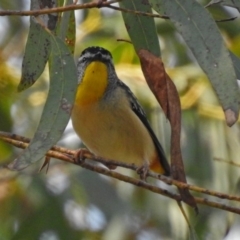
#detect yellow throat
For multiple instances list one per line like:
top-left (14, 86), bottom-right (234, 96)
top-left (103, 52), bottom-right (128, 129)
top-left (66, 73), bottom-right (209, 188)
top-left (75, 61), bottom-right (108, 106)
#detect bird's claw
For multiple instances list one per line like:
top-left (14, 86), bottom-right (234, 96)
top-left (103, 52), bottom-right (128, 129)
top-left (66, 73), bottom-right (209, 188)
top-left (105, 163), bottom-right (117, 170)
top-left (136, 163), bottom-right (149, 181)
top-left (74, 148), bottom-right (89, 164)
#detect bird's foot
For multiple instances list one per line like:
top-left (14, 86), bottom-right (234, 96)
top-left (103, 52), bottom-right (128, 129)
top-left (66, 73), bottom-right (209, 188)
top-left (74, 148), bottom-right (89, 164)
top-left (136, 163), bottom-right (149, 181)
top-left (104, 163), bottom-right (117, 170)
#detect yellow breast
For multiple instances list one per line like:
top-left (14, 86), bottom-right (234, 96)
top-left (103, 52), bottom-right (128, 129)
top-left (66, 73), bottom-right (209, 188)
top-left (75, 61), bottom-right (108, 106)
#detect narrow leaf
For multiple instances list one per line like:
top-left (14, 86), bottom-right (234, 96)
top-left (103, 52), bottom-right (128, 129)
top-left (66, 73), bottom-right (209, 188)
top-left (64, 9), bottom-right (76, 54)
top-left (8, 35), bottom-right (78, 170)
top-left (18, 18), bottom-right (51, 91)
top-left (120, 0), bottom-right (160, 57)
top-left (206, 0), bottom-right (240, 11)
top-left (230, 51), bottom-right (240, 79)
top-left (150, 0), bottom-right (240, 126)
top-left (57, 0), bottom-right (76, 53)
top-left (231, 0), bottom-right (240, 11)
top-left (18, 0), bottom-right (58, 92)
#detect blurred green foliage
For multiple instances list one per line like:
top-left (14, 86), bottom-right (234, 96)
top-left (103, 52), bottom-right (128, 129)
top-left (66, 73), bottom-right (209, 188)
top-left (0, 1), bottom-right (240, 240)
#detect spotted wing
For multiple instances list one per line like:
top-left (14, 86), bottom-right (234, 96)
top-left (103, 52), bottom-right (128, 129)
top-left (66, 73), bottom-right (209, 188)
top-left (117, 80), bottom-right (170, 176)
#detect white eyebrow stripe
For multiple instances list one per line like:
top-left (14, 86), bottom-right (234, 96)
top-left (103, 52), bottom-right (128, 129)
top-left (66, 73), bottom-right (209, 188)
top-left (78, 49), bottom-right (112, 63)
top-left (99, 53), bottom-right (111, 61)
top-left (78, 51), bottom-right (92, 62)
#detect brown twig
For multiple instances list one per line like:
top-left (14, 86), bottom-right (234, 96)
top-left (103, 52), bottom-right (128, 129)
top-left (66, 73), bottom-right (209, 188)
top-left (0, 133), bottom-right (180, 200)
top-left (215, 16), bottom-right (237, 22)
top-left (0, 0), bottom-right (119, 16)
top-left (157, 174), bottom-right (240, 202)
top-left (116, 39), bottom-right (132, 44)
top-left (0, 0), bottom-right (168, 19)
top-left (1, 131), bottom-right (240, 214)
top-left (214, 157), bottom-right (240, 167)
top-left (1, 131), bottom-right (240, 203)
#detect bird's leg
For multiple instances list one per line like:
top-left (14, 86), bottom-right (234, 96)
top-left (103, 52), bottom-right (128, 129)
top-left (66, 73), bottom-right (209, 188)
top-left (74, 149), bottom-right (117, 170)
top-left (136, 162), bottom-right (149, 181)
top-left (104, 163), bottom-right (117, 170)
top-left (74, 148), bottom-right (89, 164)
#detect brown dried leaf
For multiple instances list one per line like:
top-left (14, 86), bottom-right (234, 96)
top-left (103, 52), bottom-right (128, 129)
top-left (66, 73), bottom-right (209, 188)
top-left (138, 49), bottom-right (197, 210)
top-left (137, 50), bottom-right (169, 117)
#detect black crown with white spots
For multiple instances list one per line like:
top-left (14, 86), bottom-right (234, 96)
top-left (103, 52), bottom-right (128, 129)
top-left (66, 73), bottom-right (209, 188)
top-left (79, 46), bottom-right (113, 63)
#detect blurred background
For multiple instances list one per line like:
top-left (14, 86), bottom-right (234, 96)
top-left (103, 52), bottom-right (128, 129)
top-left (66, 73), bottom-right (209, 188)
top-left (1, 0), bottom-right (240, 239)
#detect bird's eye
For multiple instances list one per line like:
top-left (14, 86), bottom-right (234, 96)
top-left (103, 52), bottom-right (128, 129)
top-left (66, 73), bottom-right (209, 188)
top-left (82, 57), bottom-right (86, 62)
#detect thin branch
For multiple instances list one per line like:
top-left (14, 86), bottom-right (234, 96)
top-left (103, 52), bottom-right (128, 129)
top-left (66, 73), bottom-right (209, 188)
top-left (116, 39), bottom-right (132, 44)
top-left (214, 157), bottom-right (240, 167)
top-left (72, 159), bottom-right (240, 215)
top-left (1, 131), bottom-right (240, 215)
top-left (157, 174), bottom-right (240, 202)
top-left (0, 0), bottom-right (234, 24)
top-left (0, 0), bottom-right (168, 19)
top-left (0, 134), bottom-right (181, 201)
top-left (216, 16), bottom-right (237, 22)
top-left (1, 131), bottom-right (240, 203)
top-left (0, 0), bottom-right (120, 16)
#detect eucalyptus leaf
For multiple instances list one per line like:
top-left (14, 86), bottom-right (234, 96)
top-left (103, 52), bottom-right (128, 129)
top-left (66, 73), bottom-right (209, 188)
top-left (230, 51), bottom-right (240, 80)
top-left (56, 0), bottom-right (76, 53)
top-left (231, 0), bottom-right (240, 11)
top-left (120, 0), bottom-right (160, 57)
top-left (18, 0), bottom-right (58, 92)
top-left (206, 0), bottom-right (240, 11)
top-left (150, 0), bottom-right (239, 125)
top-left (8, 35), bottom-right (78, 170)
top-left (18, 18), bottom-right (51, 92)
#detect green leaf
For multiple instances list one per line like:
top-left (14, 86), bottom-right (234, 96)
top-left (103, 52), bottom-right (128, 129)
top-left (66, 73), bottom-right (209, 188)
top-left (57, 0), bottom-right (76, 54)
top-left (18, 0), bottom-right (59, 92)
top-left (8, 35), bottom-right (78, 170)
top-left (230, 51), bottom-right (240, 80)
top-left (120, 0), bottom-right (160, 57)
top-left (17, 18), bottom-right (51, 92)
top-left (64, 9), bottom-right (76, 54)
top-left (231, 0), bottom-right (240, 11)
top-left (150, 0), bottom-right (239, 125)
top-left (206, 0), bottom-right (240, 11)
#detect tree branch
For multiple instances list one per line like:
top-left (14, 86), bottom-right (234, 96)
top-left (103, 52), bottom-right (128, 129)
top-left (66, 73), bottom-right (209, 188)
top-left (1, 131), bottom-right (240, 215)
top-left (0, 0), bottom-right (118, 16)
top-left (0, 0), bottom-right (167, 19)
top-left (214, 157), bottom-right (240, 168)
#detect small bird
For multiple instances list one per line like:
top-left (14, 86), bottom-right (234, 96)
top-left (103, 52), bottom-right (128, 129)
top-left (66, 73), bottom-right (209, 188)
top-left (71, 46), bottom-right (170, 178)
